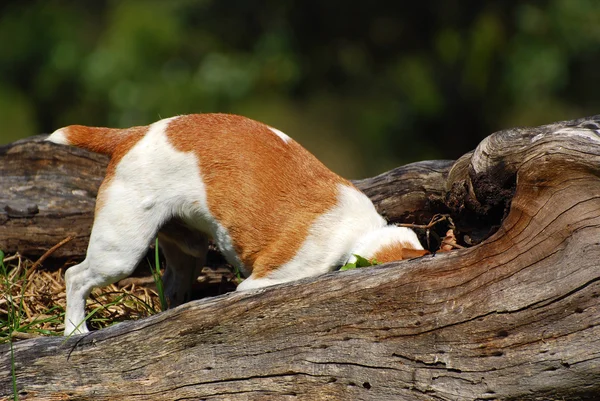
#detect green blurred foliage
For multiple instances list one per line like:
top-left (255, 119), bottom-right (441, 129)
top-left (1, 0), bottom-right (599, 177)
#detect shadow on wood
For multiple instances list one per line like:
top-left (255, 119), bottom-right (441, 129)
top-left (1, 116), bottom-right (600, 400)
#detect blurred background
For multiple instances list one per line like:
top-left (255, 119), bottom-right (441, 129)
top-left (1, 0), bottom-right (599, 178)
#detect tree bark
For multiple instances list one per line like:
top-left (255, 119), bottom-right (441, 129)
top-left (1, 116), bottom-right (600, 400)
top-left (0, 135), bottom-right (108, 259)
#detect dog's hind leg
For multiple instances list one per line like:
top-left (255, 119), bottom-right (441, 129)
top-left (158, 220), bottom-right (208, 308)
top-left (63, 183), bottom-right (170, 336)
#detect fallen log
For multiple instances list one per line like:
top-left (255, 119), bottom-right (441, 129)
top-left (0, 135), bottom-right (108, 259)
top-left (1, 116), bottom-right (600, 400)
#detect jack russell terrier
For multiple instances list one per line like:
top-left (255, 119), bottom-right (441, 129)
top-left (47, 113), bottom-right (428, 335)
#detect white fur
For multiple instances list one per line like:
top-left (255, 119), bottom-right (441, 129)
top-left (237, 184), bottom-right (387, 290)
top-left (348, 226), bottom-right (423, 264)
top-left (47, 128), bottom-right (70, 145)
top-left (268, 126), bottom-right (292, 143)
top-left (59, 115), bottom-right (423, 335)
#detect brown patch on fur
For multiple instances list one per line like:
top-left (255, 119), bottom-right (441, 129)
top-left (61, 125), bottom-right (127, 156)
top-left (372, 242), bottom-right (430, 263)
top-left (61, 124), bottom-right (148, 167)
top-left (167, 114), bottom-right (351, 278)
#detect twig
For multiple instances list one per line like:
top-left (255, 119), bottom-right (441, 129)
top-left (118, 276), bottom-right (156, 288)
top-left (398, 214), bottom-right (463, 251)
top-left (11, 331), bottom-right (39, 340)
top-left (397, 214), bottom-right (455, 231)
top-left (26, 236), bottom-right (74, 279)
top-left (397, 223), bottom-right (432, 229)
top-left (2, 252), bottom-right (22, 263)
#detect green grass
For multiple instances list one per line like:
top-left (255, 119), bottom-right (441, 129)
top-left (1, 250), bottom-right (20, 400)
top-left (151, 238), bottom-right (168, 311)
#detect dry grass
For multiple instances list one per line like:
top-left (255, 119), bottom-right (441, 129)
top-left (1, 251), bottom-right (238, 343)
top-left (1, 253), bottom-right (162, 342)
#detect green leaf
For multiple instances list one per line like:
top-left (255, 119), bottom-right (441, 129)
top-left (354, 254), bottom-right (374, 268)
top-left (339, 262), bottom-right (357, 271)
top-left (340, 254), bottom-right (381, 271)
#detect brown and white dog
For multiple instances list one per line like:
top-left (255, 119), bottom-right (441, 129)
top-left (47, 113), bottom-right (427, 335)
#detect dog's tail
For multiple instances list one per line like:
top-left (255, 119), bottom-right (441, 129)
top-left (46, 125), bottom-right (130, 156)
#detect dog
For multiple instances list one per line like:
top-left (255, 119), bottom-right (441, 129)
top-left (47, 113), bottom-right (427, 335)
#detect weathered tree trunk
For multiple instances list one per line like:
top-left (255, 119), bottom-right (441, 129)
top-left (0, 135), bottom-right (108, 259)
top-left (1, 116), bottom-right (600, 400)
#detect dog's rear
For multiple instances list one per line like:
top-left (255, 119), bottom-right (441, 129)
top-left (48, 114), bottom-right (425, 335)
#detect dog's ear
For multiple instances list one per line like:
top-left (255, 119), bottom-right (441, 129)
top-left (401, 248), bottom-right (430, 259)
top-left (369, 242), bottom-right (429, 263)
